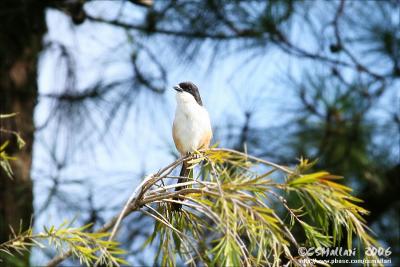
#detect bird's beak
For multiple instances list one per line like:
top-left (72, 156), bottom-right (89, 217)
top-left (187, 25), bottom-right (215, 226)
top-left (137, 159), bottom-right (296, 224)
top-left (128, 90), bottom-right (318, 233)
top-left (173, 85), bottom-right (183, 92)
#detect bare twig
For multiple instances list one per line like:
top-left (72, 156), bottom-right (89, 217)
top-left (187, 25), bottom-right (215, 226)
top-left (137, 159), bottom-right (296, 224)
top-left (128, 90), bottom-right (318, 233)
top-left (211, 148), bottom-right (294, 174)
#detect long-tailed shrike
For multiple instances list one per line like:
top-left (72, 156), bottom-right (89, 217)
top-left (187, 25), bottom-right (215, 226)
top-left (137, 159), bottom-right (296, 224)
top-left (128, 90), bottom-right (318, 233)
top-left (172, 82), bottom-right (212, 209)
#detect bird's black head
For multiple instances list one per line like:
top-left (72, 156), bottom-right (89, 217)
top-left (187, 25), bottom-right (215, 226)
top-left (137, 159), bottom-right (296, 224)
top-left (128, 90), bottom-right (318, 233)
top-left (173, 81), bottom-right (203, 106)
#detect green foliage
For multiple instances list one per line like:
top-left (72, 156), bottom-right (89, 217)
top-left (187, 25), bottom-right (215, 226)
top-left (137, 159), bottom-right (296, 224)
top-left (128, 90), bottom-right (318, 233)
top-left (1, 148), bottom-right (380, 266)
top-left (0, 113), bottom-right (25, 179)
top-left (140, 149), bottom-right (380, 266)
top-left (0, 221), bottom-right (127, 266)
top-left (287, 158), bottom-right (374, 248)
top-left (0, 141), bottom-right (16, 178)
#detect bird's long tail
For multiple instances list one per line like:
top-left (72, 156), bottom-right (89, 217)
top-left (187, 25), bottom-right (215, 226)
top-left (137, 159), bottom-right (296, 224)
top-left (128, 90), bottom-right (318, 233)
top-left (172, 160), bottom-right (190, 210)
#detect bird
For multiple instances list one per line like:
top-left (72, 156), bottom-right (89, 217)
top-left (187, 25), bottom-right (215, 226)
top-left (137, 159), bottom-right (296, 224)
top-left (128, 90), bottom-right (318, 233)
top-left (172, 81), bottom-right (212, 210)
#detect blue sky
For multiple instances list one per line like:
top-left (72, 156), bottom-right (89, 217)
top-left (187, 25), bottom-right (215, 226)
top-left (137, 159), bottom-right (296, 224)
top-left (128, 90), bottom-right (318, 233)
top-left (31, 4), bottom-right (295, 264)
top-left (29, 1), bottom-right (399, 264)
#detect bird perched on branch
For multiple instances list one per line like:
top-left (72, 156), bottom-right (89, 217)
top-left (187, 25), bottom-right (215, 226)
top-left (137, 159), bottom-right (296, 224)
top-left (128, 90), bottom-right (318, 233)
top-left (172, 82), bottom-right (212, 210)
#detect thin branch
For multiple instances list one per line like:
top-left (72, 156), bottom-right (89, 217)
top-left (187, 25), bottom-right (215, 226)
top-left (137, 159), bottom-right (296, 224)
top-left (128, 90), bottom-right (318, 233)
top-left (211, 148), bottom-right (294, 174)
top-left (45, 154), bottom-right (194, 267)
top-left (331, 0), bottom-right (384, 80)
top-left (86, 11), bottom-right (386, 79)
top-left (86, 14), bottom-right (256, 40)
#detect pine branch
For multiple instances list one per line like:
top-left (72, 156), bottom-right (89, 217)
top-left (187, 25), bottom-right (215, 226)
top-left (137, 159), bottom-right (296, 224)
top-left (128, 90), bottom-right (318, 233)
top-left (37, 148), bottom-right (381, 266)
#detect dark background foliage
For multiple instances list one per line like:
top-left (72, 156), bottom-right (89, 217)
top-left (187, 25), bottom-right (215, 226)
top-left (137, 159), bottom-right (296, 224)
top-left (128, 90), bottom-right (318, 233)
top-left (0, 0), bottom-right (398, 266)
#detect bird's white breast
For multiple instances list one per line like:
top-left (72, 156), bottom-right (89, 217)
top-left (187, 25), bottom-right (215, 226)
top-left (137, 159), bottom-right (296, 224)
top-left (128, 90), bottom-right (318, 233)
top-left (173, 92), bottom-right (212, 154)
